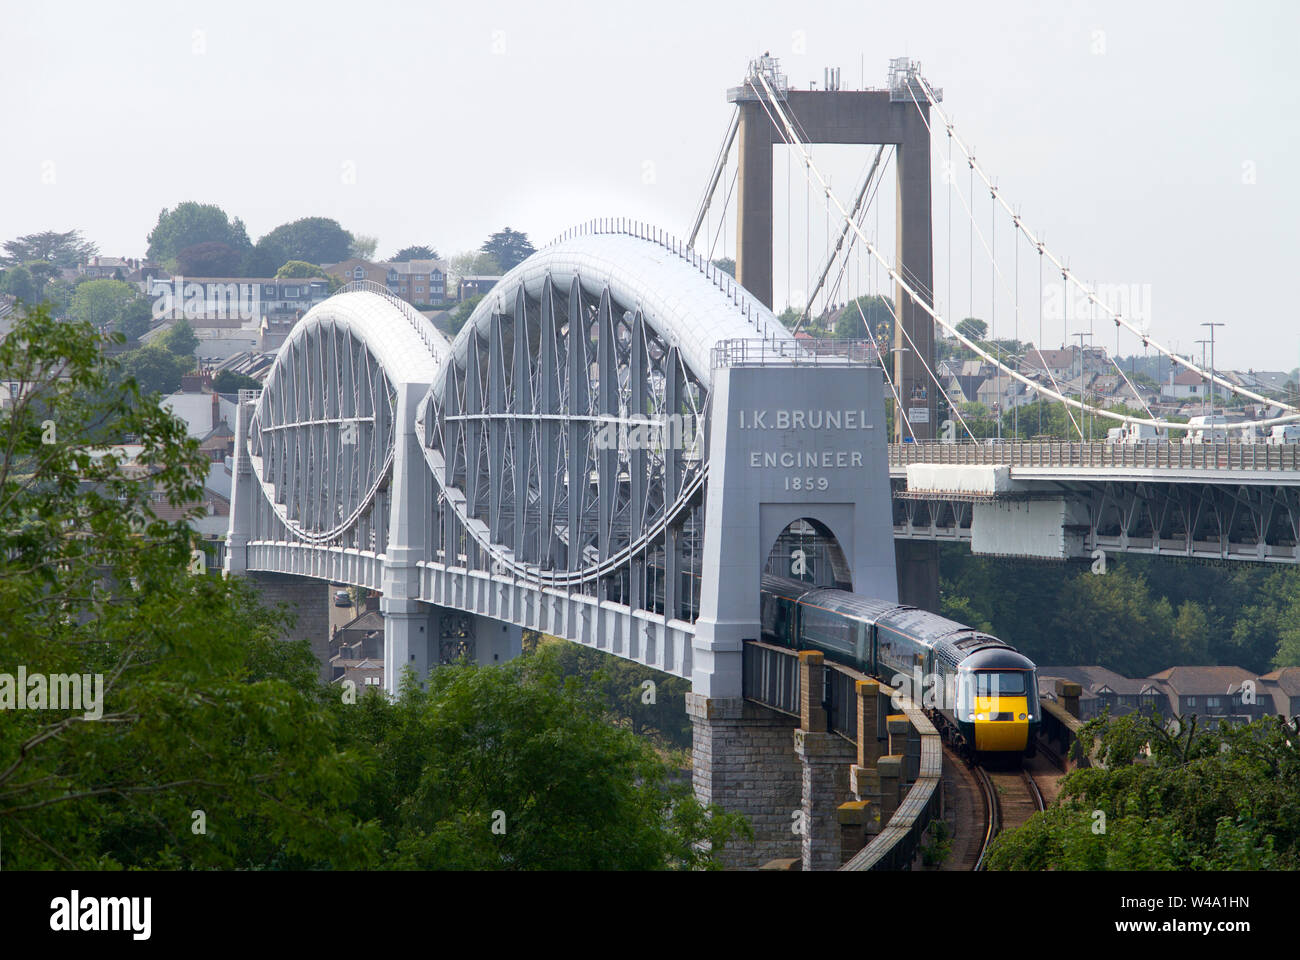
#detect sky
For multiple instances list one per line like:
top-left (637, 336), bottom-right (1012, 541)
top-left (3, 0), bottom-right (1297, 370)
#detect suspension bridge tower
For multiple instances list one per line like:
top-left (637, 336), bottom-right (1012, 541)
top-left (728, 56), bottom-right (942, 610)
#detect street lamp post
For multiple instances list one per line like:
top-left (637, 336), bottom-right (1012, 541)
top-left (1202, 322), bottom-right (1225, 421)
top-left (1072, 332), bottom-right (1092, 440)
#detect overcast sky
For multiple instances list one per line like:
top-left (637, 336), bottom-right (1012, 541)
top-left (3, 0), bottom-right (1295, 369)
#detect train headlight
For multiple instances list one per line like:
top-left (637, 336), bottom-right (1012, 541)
top-left (976, 713), bottom-right (987, 722)
top-left (1019, 713), bottom-right (1027, 721)
top-left (967, 713), bottom-right (976, 721)
top-left (1027, 714), bottom-right (1033, 720)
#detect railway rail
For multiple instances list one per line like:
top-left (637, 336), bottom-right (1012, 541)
top-left (972, 762), bottom-right (1045, 871)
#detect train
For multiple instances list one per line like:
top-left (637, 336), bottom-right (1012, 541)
top-left (759, 574), bottom-right (1040, 759)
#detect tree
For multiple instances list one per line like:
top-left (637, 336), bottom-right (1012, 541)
top-left (241, 236), bottom-right (288, 278)
top-left (527, 637), bottom-right (693, 750)
top-left (44, 278), bottom-right (77, 316)
top-left (712, 257), bottom-right (735, 277)
top-left (1272, 594), bottom-right (1300, 668)
top-left (259, 217), bottom-right (353, 266)
top-left (23, 260), bottom-right (58, 288)
top-left (835, 294), bottom-right (892, 340)
top-left (0, 264), bottom-right (37, 303)
top-left (146, 203), bottom-right (251, 266)
top-left (116, 344), bottom-right (194, 395)
top-left (174, 241), bottom-right (242, 276)
top-left (480, 228), bottom-right (534, 272)
top-left (0, 304), bottom-right (376, 869)
top-left (447, 294), bottom-right (484, 336)
top-left (161, 318), bottom-right (200, 359)
top-left (449, 251), bottom-right (501, 284)
top-left (69, 279), bottom-right (137, 331)
top-left (276, 260), bottom-right (327, 279)
top-left (212, 369), bottom-right (263, 393)
top-left (1044, 567), bottom-right (1175, 676)
top-left (349, 234), bottom-right (379, 261)
top-left (392, 245), bottom-right (440, 262)
top-left (956, 317), bottom-right (988, 341)
top-left (332, 657), bottom-right (749, 869)
top-left (2, 229), bottom-right (97, 268)
top-left (986, 711), bottom-right (1300, 870)
top-left (116, 297), bottom-right (153, 343)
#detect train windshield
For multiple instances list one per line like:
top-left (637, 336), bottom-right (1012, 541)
top-left (975, 671), bottom-right (1028, 698)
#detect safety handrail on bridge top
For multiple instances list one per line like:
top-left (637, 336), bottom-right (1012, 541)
top-left (332, 279), bottom-right (446, 358)
top-left (889, 439), bottom-right (1300, 473)
top-left (711, 337), bottom-right (883, 368)
top-left (546, 217), bottom-right (779, 342)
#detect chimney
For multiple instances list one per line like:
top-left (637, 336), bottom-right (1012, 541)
top-left (212, 392), bottom-right (220, 431)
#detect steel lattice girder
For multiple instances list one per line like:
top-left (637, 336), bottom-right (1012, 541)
top-left (890, 478), bottom-right (1300, 563)
top-left (247, 290), bottom-right (445, 547)
top-left (416, 231), bottom-right (784, 591)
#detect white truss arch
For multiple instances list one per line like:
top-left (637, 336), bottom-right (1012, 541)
top-left (246, 288), bottom-right (445, 547)
top-left (418, 224), bottom-right (792, 597)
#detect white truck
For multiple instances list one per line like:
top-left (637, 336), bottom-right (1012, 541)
top-left (1266, 424), bottom-right (1300, 445)
top-left (1106, 422), bottom-right (1168, 444)
top-left (1181, 415), bottom-right (1229, 444)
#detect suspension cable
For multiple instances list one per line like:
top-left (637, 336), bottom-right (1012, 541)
top-left (911, 73), bottom-right (1297, 416)
top-left (750, 68), bottom-right (1295, 432)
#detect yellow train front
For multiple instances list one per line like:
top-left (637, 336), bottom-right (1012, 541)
top-left (760, 575), bottom-right (1040, 760)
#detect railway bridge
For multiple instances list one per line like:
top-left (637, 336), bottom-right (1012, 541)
top-left (224, 220), bottom-right (922, 868)
top-left (222, 56), bottom-right (1300, 869)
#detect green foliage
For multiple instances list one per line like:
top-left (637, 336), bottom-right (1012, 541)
top-left (939, 546), bottom-right (1300, 676)
top-left (115, 344), bottom-right (195, 396)
top-left (259, 217), bottom-right (353, 267)
top-left (23, 260), bottom-right (58, 288)
top-left (985, 712), bottom-right (1300, 870)
top-left (526, 637), bottom-right (693, 750)
top-left (44, 278), bottom-right (77, 316)
top-left (0, 303), bottom-right (374, 869)
top-left (212, 370), bottom-right (263, 393)
top-left (479, 227), bottom-right (534, 272)
top-left (69, 278), bottom-right (138, 330)
top-left (174, 241), bottom-right (243, 276)
top-left (919, 818), bottom-right (952, 867)
top-left (447, 294), bottom-right (484, 335)
top-left (956, 317), bottom-right (988, 341)
top-left (329, 658), bottom-right (748, 869)
top-left (834, 294), bottom-right (892, 342)
top-left (392, 245), bottom-right (440, 262)
top-left (275, 260), bottom-right (327, 279)
top-left (2, 229), bottom-right (97, 268)
top-left (147, 203), bottom-right (250, 266)
top-left (349, 234), bottom-right (378, 262)
top-left (999, 398), bottom-right (1078, 439)
top-left (241, 237), bottom-right (288, 277)
top-left (160, 318), bottom-right (199, 359)
top-left (712, 257), bottom-right (735, 277)
top-left (0, 264), bottom-right (37, 303)
top-left (116, 297), bottom-right (153, 342)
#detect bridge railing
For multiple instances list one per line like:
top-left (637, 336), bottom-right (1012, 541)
top-left (711, 338), bottom-right (880, 368)
top-left (889, 439), bottom-right (1300, 472)
top-left (742, 640), bottom-right (801, 717)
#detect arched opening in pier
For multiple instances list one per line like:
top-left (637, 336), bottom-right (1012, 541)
top-left (763, 517), bottom-right (852, 591)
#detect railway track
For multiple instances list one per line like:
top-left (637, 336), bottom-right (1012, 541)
top-left (972, 762), bottom-right (1045, 871)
